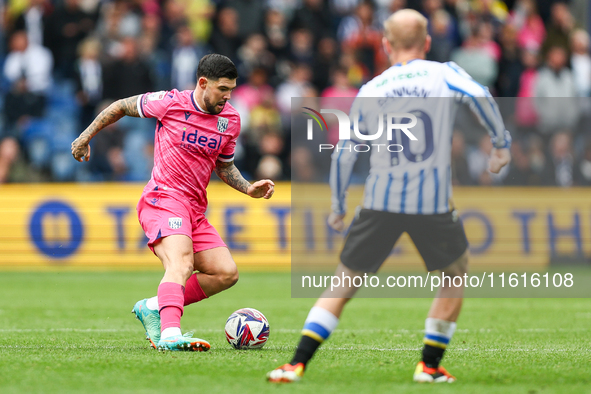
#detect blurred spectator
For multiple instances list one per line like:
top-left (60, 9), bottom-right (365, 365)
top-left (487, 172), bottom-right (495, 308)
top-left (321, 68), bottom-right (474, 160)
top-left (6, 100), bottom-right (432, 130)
top-left (177, 0), bottom-right (215, 43)
top-left (4, 30), bottom-right (53, 95)
top-left (291, 145), bottom-right (318, 182)
top-left (1, 76), bottom-right (47, 183)
top-left (237, 34), bottom-right (275, 79)
top-left (74, 37), bottom-right (103, 132)
top-left (263, 8), bottom-right (289, 58)
top-left (233, 68), bottom-right (274, 112)
top-left (102, 37), bottom-right (154, 100)
top-left (171, 24), bottom-right (209, 90)
top-left (44, 0), bottom-right (95, 78)
top-left (549, 131), bottom-right (574, 187)
top-left (570, 29), bottom-right (591, 98)
top-left (515, 48), bottom-right (539, 130)
top-left (0, 0), bottom-right (590, 185)
top-left (427, 9), bottom-right (456, 63)
top-left (12, 0), bottom-right (49, 47)
top-left (340, 49), bottom-right (370, 87)
top-left (320, 66), bottom-right (358, 98)
top-left (290, 0), bottom-right (334, 44)
top-left (320, 66), bottom-right (358, 145)
top-left (288, 29), bottom-right (315, 66)
top-left (541, 2), bottom-right (577, 59)
top-left (451, 22), bottom-right (499, 88)
top-left (248, 90), bottom-right (283, 142)
top-left (528, 135), bottom-right (553, 185)
top-left (4, 77), bottom-right (46, 128)
top-left (158, 0), bottom-right (187, 55)
top-left (534, 46), bottom-right (579, 136)
top-left (469, 0), bottom-right (507, 35)
top-left (244, 130), bottom-right (286, 180)
top-left (503, 140), bottom-right (533, 185)
top-left (575, 142), bottom-right (591, 186)
top-left (209, 7), bottom-right (241, 63)
top-left (223, 0), bottom-right (266, 39)
top-left (276, 63), bottom-right (312, 119)
top-left (0, 136), bottom-right (20, 183)
top-left (496, 23), bottom-right (523, 97)
top-left (510, 0), bottom-right (545, 52)
top-left (313, 37), bottom-right (339, 91)
top-left (88, 101), bottom-right (127, 180)
top-left (339, 1), bottom-right (387, 76)
top-left (467, 134), bottom-right (508, 185)
top-left (451, 130), bottom-right (472, 185)
top-left (256, 154), bottom-right (283, 180)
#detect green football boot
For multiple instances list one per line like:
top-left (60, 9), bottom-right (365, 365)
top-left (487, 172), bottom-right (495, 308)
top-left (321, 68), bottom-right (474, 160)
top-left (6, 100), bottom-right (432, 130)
top-left (132, 299), bottom-right (161, 349)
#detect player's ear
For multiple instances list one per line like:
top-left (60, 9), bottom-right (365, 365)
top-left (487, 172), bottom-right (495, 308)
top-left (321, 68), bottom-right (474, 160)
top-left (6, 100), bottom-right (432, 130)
top-left (382, 37), bottom-right (392, 56)
top-left (197, 76), bottom-right (208, 90)
top-left (424, 35), bottom-right (432, 54)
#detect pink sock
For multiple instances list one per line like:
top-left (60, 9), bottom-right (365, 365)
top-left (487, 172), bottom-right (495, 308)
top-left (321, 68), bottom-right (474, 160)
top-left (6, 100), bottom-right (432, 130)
top-left (184, 274), bottom-right (209, 306)
top-left (158, 282), bottom-right (185, 331)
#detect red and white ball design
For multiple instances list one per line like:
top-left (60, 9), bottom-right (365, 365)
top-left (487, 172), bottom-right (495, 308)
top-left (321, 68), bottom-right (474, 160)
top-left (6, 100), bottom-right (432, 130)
top-left (224, 308), bottom-right (270, 349)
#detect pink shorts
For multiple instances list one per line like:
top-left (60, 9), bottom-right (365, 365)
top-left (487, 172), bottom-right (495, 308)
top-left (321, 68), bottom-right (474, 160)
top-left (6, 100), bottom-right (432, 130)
top-left (137, 188), bottom-right (227, 254)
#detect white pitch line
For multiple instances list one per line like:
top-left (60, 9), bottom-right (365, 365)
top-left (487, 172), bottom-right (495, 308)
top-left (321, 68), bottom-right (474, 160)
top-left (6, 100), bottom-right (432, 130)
top-left (0, 346), bottom-right (579, 353)
top-left (0, 327), bottom-right (589, 334)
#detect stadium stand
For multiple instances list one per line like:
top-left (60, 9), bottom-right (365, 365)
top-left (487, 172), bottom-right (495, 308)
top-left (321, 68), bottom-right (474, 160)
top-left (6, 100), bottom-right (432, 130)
top-left (0, 0), bottom-right (589, 186)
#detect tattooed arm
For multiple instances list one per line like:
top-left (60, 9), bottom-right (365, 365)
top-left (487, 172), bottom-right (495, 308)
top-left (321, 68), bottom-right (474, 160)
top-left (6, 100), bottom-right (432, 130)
top-left (215, 160), bottom-right (275, 199)
top-left (71, 95), bottom-right (141, 161)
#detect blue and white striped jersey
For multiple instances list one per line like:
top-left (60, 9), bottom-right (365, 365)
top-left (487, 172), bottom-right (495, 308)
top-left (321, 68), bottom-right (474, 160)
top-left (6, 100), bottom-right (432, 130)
top-left (330, 59), bottom-right (511, 215)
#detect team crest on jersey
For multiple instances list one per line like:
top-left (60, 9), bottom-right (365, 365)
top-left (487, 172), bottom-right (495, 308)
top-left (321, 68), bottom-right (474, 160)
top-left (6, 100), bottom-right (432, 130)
top-left (217, 117), bottom-right (229, 133)
top-left (168, 217), bottom-right (182, 229)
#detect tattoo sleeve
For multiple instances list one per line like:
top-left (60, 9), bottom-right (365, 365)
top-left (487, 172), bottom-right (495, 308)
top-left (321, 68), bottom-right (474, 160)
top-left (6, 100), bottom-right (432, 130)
top-left (214, 160), bottom-right (251, 194)
top-left (76, 95), bottom-right (141, 142)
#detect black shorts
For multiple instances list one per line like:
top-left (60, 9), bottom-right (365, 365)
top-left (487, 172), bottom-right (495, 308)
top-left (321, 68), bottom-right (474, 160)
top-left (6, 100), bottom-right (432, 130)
top-left (340, 208), bottom-right (469, 273)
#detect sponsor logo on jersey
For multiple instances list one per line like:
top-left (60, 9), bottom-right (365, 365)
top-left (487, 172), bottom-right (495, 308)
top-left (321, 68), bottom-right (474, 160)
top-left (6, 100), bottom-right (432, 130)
top-left (185, 111), bottom-right (191, 120)
top-left (168, 217), bottom-right (182, 229)
top-left (147, 91), bottom-right (167, 101)
top-left (217, 117), bottom-right (229, 133)
top-left (180, 128), bottom-right (223, 155)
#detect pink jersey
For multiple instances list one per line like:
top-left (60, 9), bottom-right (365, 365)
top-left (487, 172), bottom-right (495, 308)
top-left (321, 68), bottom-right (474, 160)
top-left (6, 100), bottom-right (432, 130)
top-left (137, 89), bottom-right (240, 213)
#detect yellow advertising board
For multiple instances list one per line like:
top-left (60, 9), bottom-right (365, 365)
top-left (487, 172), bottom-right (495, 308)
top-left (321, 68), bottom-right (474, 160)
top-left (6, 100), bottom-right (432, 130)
top-left (291, 185), bottom-right (591, 270)
top-left (0, 183), bottom-right (589, 270)
top-left (0, 183), bottom-right (291, 269)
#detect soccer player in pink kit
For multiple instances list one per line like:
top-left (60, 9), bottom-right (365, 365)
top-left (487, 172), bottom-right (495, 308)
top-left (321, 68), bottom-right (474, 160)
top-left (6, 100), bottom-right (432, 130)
top-left (71, 54), bottom-right (274, 351)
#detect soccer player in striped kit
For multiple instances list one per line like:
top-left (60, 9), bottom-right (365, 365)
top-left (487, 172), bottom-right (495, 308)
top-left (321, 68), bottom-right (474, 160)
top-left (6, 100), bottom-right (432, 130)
top-left (268, 9), bottom-right (511, 383)
top-left (71, 54), bottom-right (274, 351)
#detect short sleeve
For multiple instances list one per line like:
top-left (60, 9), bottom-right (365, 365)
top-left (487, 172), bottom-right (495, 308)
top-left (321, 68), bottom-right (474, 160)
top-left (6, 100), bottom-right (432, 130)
top-left (218, 116), bottom-right (241, 162)
top-left (137, 90), bottom-right (174, 120)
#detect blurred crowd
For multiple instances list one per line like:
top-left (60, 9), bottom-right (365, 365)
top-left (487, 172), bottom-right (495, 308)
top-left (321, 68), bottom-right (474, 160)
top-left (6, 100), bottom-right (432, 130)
top-left (0, 0), bottom-right (590, 186)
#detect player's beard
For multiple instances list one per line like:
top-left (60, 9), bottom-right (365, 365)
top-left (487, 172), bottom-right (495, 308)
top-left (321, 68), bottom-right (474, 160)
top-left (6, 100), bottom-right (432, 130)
top-left (204, 95), bottom-right (226, 114)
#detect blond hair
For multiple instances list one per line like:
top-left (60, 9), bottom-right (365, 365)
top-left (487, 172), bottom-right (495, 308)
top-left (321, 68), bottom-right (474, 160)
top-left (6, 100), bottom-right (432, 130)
top-left (383, 9), bottom-right (428, 51)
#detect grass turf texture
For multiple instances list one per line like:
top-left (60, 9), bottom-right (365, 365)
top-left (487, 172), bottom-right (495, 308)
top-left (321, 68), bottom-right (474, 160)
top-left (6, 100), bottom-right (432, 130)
top-left (0, 272), bottom-right (589, 394)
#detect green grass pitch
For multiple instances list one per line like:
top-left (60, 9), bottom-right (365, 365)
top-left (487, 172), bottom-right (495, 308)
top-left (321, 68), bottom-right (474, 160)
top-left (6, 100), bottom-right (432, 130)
top-left (0, 271), bottom-right (590, 393)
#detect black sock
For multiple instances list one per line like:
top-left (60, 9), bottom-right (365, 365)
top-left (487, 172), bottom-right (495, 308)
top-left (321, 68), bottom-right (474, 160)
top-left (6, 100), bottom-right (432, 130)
top-left (422, 344), bottom-right (445, 369)
top-left (290, 335), bottom-right (322, 367)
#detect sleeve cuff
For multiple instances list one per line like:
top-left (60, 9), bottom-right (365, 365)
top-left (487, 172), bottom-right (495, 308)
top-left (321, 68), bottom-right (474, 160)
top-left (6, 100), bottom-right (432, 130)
top-left (137, 94), bottom-right (145, 118)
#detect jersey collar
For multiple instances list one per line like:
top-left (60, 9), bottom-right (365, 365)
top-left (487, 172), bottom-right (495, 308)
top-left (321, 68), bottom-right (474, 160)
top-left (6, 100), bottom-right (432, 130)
top-left (393, 59), bottom-right (419, 67)
top-left (191, 90), bottom-right (209, 113)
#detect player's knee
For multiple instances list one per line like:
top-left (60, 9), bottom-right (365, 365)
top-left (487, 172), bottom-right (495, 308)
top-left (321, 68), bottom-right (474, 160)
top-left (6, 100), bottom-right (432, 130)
top-left (442, 252), bottom-right (469, 278)
top-left (218, 265), bottom-right (239, 290)
top-left (167, 256), bottom-right (194, 281)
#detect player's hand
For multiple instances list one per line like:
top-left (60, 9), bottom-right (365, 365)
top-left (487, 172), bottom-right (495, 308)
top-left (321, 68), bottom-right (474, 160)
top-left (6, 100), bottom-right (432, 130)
top-left (488, 147), bottom-right (511, 174)
top-left (71, 136), bottom-right (91, 162)
top-left (327, 212), bottom-right (346, 232)
top-left (247, 179), bottom-right (275, 199)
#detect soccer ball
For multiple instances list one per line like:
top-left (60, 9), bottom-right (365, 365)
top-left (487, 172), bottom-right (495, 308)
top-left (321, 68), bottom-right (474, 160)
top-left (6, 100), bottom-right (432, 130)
top-left (224, 308), bottom-right (270, 349)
